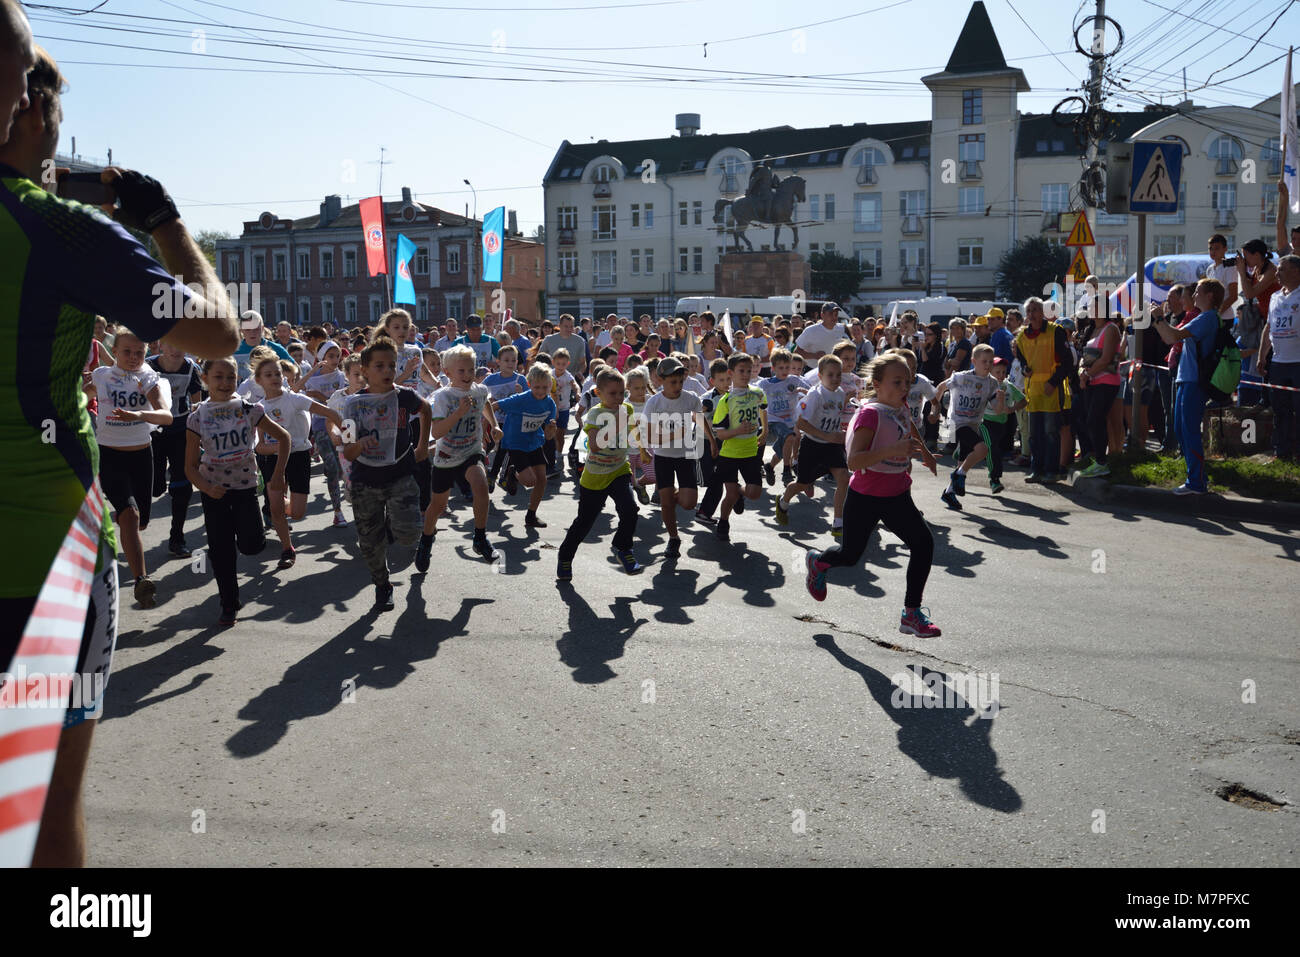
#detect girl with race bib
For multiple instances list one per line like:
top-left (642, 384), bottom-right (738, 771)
top-left (302, 341), bottom-right (349, 527)
top-left (804, 353), bottom-right (942, 638)
top-left (376, 308), bottom-right (424, 389)
top-left (91, 329), bottom-right (174, 609)
top-left (185, 357), bottom-right (290, 627)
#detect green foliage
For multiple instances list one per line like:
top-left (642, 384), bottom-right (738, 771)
top-left (1108, 450), bottom-right (1300, 501)
top-left (995, 235), bottom-right (1070, 302)
top-left (809, 251), bottom-right (868, 306)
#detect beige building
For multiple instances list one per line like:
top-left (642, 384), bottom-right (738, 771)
top-left (540, 1), bottom-right (1297, 319)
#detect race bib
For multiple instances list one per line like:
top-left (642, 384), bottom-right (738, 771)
top-left (348, 392), bottom-right (401, 466)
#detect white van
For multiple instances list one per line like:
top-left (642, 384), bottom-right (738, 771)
top-left (884, 296), bottom-right (1020, 326)
top-left (674, 296), bottom-right (851, 323)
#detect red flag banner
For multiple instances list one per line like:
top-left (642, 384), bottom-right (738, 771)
top-left (360, 196), bottom-right (389, 277)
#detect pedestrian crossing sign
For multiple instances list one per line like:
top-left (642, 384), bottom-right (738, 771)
top-left (1064, 210), bottom-right (1094, 247)
top-left (1068, 247), bottom-right (1090, 283)
top-left (1129, 141), bottom-right (1182, 214)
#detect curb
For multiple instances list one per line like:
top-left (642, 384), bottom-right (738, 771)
top-left (1070, 475), bottom-right (1300, 524)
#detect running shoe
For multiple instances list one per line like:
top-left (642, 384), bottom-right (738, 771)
top-left (1172, 483), bottom-right (1206, 495)
top-left (950, 469), bottom-right (967, 496)
top-left (775, 499), bottom-right (790, 526)
top-left (134, 577), bottom-right (157, 609)
top-left (613, 547), bottom-right (641, 574)
top-left (472, 536), bottom-right (497, 562)
top-left (734, 498), bottom-right (745, 515)
top-left (332, 511), bottom-right (349, 528)
top-left (899, 606), bottom-right (941, 638)
top-left (940, 487), bottom-right (963, 511)
top-left (694, 511), bottom-right (716, 527)
top-left (414, 533), bottom-right (434, 573)
top-left (168, 537), bottom-right (191, 558)
top-left (556, 559), bottom-right (573, 582)
top-left (805, 550), bottom-right (827, 602)
top-left (374, 582), bottom-right (395, 611)
top-left (634, 483), bottom-right (650, 506)
top-left (715, 519), bottom-right (730, 542)
top-left (990, 480), bottom-right (1005, 495)
top-left (764, 461), bottom-right (777, 486)
top-left (781, 468), bottom-right (793, 485)
top-left (1077, 462), bottom-right (1110, 479)
top-left (277, 548), bottom-right (296, 570)
top-left (664, 537), bottom-right (682, 558)
top-left (499, 466), bottom-right (519, 496)
top-left (525, 512), bottom-right (548, 528)
top-left (1024, 472), bottom-right (1043, 484)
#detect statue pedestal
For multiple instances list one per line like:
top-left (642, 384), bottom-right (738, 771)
top-left (715, 251), bottom-right (811, 300)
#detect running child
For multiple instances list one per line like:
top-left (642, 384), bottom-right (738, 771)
top-left (758, 348), bottom-right (802, 486)
top-left (979, 358), bottom-right (1025, 494)
top-left (625, 367), bottom-right (656, 505)
top-left (805, 353), bottom-right (942, 638)
top-left (711, 352), bottom-right (768, 542)
top-left (185, 357), bottom-right (289, 626)
top-left (644, 357), bottom-right (714, 557)
top-left (342, 337), bottom-right (432, 610)
top-left (775, 354), bottom-right (850, 538)
top-left (254, 355), bottom-right (343, 567)
top-left (484, 345), bottom-right (527, 490)
top-left (326, 354), bottom-right (367, 500)
top-left (551, 347), bottom-right (579, 472)
top-left (493, 364), bottom-right (558, 528)
top-left (557, 367), bottom-right (642, 580)
top-left (416, 344), bottom-right (499, 569)
top-left (92, 329), bottom-right (173, 608)
top-left (376, 308), bottom-right (424, 388)
top-left (147, 342), bottom-right (202, 557)
top-left (694, 357), bottom-right (733, 524)
top-left (303, 340), bottom-right (349, 526)
top-left (932, 342), bottom-right (1002, 510)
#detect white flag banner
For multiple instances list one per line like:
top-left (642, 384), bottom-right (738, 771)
top-left (1285, 47), bottom-right (1299, 214)
top-left (719, 309), bottom-right (734, 348)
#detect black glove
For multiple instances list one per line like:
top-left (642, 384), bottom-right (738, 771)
top-left (111, 169), bottom-right (180, 232)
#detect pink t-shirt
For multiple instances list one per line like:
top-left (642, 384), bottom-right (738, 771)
top-left (847, 402), bottom-right (913, 497)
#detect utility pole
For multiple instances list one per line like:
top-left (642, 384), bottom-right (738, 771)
top-left (1080, 0), bottom-right (1106, 292)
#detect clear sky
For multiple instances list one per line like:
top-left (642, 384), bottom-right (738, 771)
top-left (28, 0), bottom-right (1298, 237)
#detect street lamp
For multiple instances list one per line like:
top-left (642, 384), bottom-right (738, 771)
top-left (464, 178), bottom-right (478, 318)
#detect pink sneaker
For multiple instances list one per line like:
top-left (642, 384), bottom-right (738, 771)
top-left (900, 606), bottom-right (941, 638)
top-left (805, 550), bottom-right (829, 602)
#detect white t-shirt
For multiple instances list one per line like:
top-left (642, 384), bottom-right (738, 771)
top-left (93, 365), bottom-right (163, 447)
top-left (428, 383), bottom-right (490, 467)
top-left (554, 370), bottom-right (577, 412)
top-left (682, 376), bottom-right (706, 396)
top-left (236, 377), bottom-right (265, 404)
top-left (396, 342), bottom-right (424, 387)
top-left (797, 383), bottom-right (846, 443)
top-left (187, 398), bottom-right (264, 490)
top-left (945, 370), bottom-right (1000, 428)
top-left (644, 390), bottom-right (703, 459)
top-left (595, 330), bottom-right (614, 349)
top-left (794, 322), bottom-right (850, 370)
top-left (1206, 261), bottom-right (1238, 319)
top-left (1267, 284), bottom-right (1300, 364)
top-left (758, 374), bottom-right (803, 427)
top-left (415, 373), bottom-right (450, 400)
top-left (259, 391), bottom-right (316, 453)
top-left (906, 374), bottom-right (937, 433)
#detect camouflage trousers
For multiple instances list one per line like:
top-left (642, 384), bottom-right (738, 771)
top-left (352, 474), bottom-right (422, 585)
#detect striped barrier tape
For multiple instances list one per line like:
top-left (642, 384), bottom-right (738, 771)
top-left (1118, 359), bottom-right (1300, 394)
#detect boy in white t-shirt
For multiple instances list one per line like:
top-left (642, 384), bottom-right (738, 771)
top-left (644, 357), bottom-right (715, 556)
top-left (776, 354), bottom-right (850, 536)
top-left (550, 347), bottom-right (580, 474)
top-left (758, 348), bottom-right (803, 487)
top-left (931, 343), bottom-right (1002, 511)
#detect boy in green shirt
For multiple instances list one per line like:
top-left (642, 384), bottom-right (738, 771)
top-left (711, 353), bottom-right (768, 542)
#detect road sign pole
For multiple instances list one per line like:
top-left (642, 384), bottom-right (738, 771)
top-left (1130, 213), bottom-right (1147, 455)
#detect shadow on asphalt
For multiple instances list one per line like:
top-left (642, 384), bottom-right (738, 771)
top-left (554, 584), bottom-right (647, 684)
top-left (812, 634), bottom-right (1022, 813)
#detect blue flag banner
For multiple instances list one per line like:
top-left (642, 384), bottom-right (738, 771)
top-left (394, 233), bottom-right (417, 305)
top-left (482, 206), bottom-right (505, 284)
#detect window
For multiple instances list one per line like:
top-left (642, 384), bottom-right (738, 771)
top-left (592, 163), bottom-right (614, 183)
top-left (508, 255), bottom-right (515, 276)
top-left (345, 298), bottom-right (357, 324)
top-left (593, 250), bottom-right (616, 287)
top-left (1096, 237), bottom-right (1127, 278)
top-left (1154, 235), bottom-right (1184, 256)
top-left (298, 298), bottom-right (311, 323)
top-left (631, 249), bottom-right (640, 275)
top-left (446, 296), bottom-right (462, 321)
top-left (693, 247), bottom-right (703, 273)
top-left (1154, 186), bottom-right (1186, 225)
top-left (226, 256), bottom-right (240, 282)
top-left (823, 242), bottom-right (836, 253)
top-left (273, 253), bottom-right (286, 281)
top-left (631, 203), bottom-right (642, 228)
top-left (643, 203), bottom-right (653, 229)
top-left (853, 147), bottom-right (887, 184)
top-left (679, 247), bottom-right (689, 273)
top-left (322, 298), bottom-right (334, 324)
top-left (417, 298), bottom-right (428, 324)
top-left (275, 300), bottom-right (287, 323)
top-left (1041, 183), bottom-right (1070, 213)
top-left (557, 206), bottom-right (577, 230)
top-left (693, 201), bottom-right (703, 226)
top-left (853, 193), bottom-right (882, 232)
top-left (252, 255), bottom-right (265, 281)
top-left (959, 187), bottom-right (984, 215)
top-left (720, 156), bottom-right (741, 193)
top-left (558, 250), bottom-right (577, 275)
top-left (1210, 136), bottom-right (1243, 173)
top-left (962, 89), bottom-right (983, 124)
top-left (899, 190), bottom-right (926, 216)
top-left (370, 297), bottom-right (383, 323)
top-left (959, 134), bottom-right (985, 162)
top-left (296, 251), bottom-right (310, 280)
top-left (679, 202), bottom-right (688, 227)
top-left (320, 249), bottom-right (334, 280)
top-left (823, 194), bottom-right (835, 221)
top-left (447, 246), bottom-right (461, 274)
top-left (808, 195), bottom-right (820, 221)
top-left (853, 243), bottom-right (882, 279)
top-left (343, 249), bottom-right (357, 278)
top-left (645, 249), bottom-right (655, 274)
top-left (415, 247), bottom-right (429, 275)
top-left (592, 204), bottom-right (616, 240)
top-left (1263, 184), bottom-right (1280, 225)
top-left (1212, 183), bottom-right (1237, 210)
top-left (1263, 138), bottom-right (1283, 176)
top-left (899, 241), bottom-right (926, 268)
top-left (957, 238), bottom-right (983, 267)
top-left (1096, 209), bottom-right (1128, 226)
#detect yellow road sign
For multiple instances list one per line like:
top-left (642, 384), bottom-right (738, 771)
top-left (1068, 246), bottom-right (1091, 282)
top-left (1064, 210), bottom-right (1095, 247)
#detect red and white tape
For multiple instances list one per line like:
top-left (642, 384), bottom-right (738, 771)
top-left (1118, 359), bottom-right (1300, 394)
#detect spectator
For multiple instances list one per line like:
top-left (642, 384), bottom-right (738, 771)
top-left (671, 318), bottom-right (689, 353)
top-left (1234, 239), bottom-right (1277, 406)
top-left (1005, 309), bottom-right (1023, 335)
top-left (505, 318), bottom-right (531, 358)
top-left (540, 313), bottom-right (588, 377)
top-left (1014, 297), bottom-right (1073, 482)
top-left (1154, 278), bottom-right (1226, 493)
top-left (1076, 305), bottom-right (1123, 477)
top-left (1205, 235), bottom-right (1239, 321)
top-left (794, 301), bottom-right (850, 371)
top-left (1159, 284), bottom-right (1196, 454)
top-left (1257, 255), bottom-right (1300, 460)
top-left (1124, 303), bottom-right (1166, 448)
top-left (595, 313), bottom-right (619, 349)
top-left (987, 308), bottom-right (1013, 364)
top-left (849, 320), bottom-right (876, 366)
top-left (944, 318), bottom-right (972, 376)
top-left (454, 314), bottom-right (502, 369)
top-left (971, 314), bottom-right (991, 345)
top-left (234, 312), bottom-right (292, 381)
top-left (434, 318), bottom-right (459, 352)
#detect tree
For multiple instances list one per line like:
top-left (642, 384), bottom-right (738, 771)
top-left (995, 235), bottom-right (1070, 302)
top-left (809, 251), bottom-right (867, 306)
top-left (194, 229), bottom-right (232, 268)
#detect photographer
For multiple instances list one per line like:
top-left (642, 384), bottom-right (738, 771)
top-left (1205, 235), bottom-right (1239, 321)
top-left (1153, 278), bottom-right (1225, 494)
top-left (0, 37), bottom-right (238, 865)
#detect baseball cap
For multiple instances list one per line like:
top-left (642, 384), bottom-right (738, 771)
top-left (986, 307), bottom-right (1005, 321)
top-left (820, 301), bottom-right (838, 313)
top-left (240, 310), bottom-right (263, 330)
top-left (658, 357), bottom-right (685, 377)
top-left (993, 357), bottom-right (1008, 368)
top-left (972, 315), bottom-right (989, 327)
top-left (466, 314), bottom-right (483, 327)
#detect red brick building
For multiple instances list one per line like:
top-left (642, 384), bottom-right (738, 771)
top-left (214, 189), bottom-right (546, 331)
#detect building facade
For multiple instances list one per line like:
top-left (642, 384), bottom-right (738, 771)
top-left (215, 189), bottom-right (545, 331)
top-left (541, 0), bottom-right (1296, 319)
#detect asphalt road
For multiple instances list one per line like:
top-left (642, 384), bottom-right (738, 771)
top-left (86, 452), bottom-right (1300, 866)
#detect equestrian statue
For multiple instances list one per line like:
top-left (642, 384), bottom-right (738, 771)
top-left (713, 161), bottom-right (806, 253)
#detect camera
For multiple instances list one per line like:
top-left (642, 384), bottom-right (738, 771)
top-left (1222, 256), bottom-right (1238, 268)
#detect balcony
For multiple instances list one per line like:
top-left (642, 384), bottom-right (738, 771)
top-left (901, 266), bottom-right (926, 286)
top-left (593, 182), bottom-right (612, 198)
top-left (856, 165), bottom-right (878, 186)
top-left (558, 275), bottom-right (577, 291)
top-left (719, 175), bottom-right (739, 195)
top-left (959, 160), bottom-right (982, 181)
top-left (558, 228), bottom-right (575, 246)
top-left (901, 214), bottom-right (923, 235)
top-left (1214, 157), bottom-right (1238, 177)
top-left (1214, 208), bottom-right (1237, 228)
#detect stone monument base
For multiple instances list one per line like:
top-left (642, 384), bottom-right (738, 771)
top-left (714, 251), bottom-right (811, 300)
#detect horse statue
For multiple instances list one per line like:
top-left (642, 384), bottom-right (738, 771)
top-left (713, 174), bottom-right (806, 253)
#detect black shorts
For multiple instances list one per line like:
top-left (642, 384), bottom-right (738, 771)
top-left (431, 453), bottom-right (485, 494)
top-left (506, 447), bottom-right (548, 471)
top-left (955, 424), bottom-right (984, 460)
top-left (795, 436), bottom-right (846, 484)
top-left (257, 449), bottom-right (312, 495)
top-left (99, 444), bottom-right (153, 526)
top-left (713, 454), bottom-right (762, 488)
top-left (653, 454), bottom-right (700, 492)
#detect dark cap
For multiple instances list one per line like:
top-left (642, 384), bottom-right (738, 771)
top-left (657, 357), bottom-right (685, 377)
top-left (466, 314), bottom-right (483, 327)
top-left (820, 301), bottom-right (838, 313)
